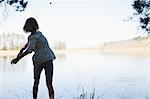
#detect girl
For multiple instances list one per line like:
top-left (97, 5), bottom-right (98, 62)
top-left (11, 17), bottom-right (56, 99)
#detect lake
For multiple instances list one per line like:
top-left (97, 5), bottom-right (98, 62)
top-left (0, 51), bottom-right (150, 99)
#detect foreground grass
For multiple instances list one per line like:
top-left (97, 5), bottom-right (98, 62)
top-left (77, 88), bottom-right (96, 99)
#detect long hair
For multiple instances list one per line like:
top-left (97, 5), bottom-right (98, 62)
top-left (23, 17), bottom-right (39, 33)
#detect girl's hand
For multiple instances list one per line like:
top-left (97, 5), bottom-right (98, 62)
top-left (11, 58), bottom-right (19, 64)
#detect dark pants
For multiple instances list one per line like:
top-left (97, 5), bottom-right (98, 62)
top-left (33, 60), bottom-right (54, 99)
top-left (34, 60), bottom-right (53, 81)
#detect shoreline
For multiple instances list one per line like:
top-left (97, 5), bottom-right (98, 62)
top-left (0, 50), bottom-right (19, 56)
top-left (1, 47), bottom-right (150, 56)
top-left (1, 36), bottom-right (150, 56)
top-left (0, 49), bottom-right (101, 56)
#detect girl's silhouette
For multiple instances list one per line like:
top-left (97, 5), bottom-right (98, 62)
top-left (11, 17), bottom-right (56, 99)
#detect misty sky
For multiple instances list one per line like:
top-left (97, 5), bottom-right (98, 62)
top-left (0, 0), bottom-right (140, 48)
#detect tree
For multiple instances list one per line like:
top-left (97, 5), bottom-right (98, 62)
top-left (132, 0), bottom-right (150, 35)
top-left (0, 0), bottom-right (28, 12)
top-left (0, 0), bottom-right (28, 29)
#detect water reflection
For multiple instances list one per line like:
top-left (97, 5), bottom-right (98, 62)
top-left (55, 53), bottom-right (66, 63)
top-left (0, 53), bottom-right (150, 99)
top-left (0, 56), bottom-right (27, 72)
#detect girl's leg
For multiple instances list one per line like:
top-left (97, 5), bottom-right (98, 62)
top-left (44, 61), bottom-right (54, 99)
top-left (33, 79), bottom-right (39, 99)
top-left (33, 63), bottom-right (43, 99)
top-left (46, 80), bottom-right (54, 99)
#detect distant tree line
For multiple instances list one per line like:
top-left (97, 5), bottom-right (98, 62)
top-left (0, 33), bottom-right (67, 50)
top-left (0, 33), bottom-right (26, 50)
top-left (53, 41), bottom-right (66, 50)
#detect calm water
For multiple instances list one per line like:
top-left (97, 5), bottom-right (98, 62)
top-left (0, 52), bottom-right (150, 99)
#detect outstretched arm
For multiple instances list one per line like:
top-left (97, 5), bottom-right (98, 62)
top-left (11, 43), bottom-right (28, 64)
top-left (11, 50), bottom-right (32, 64)
top-left (11, 37), bottom-right (36, 64)
top-left (17, 43), bottom-right (28, 57)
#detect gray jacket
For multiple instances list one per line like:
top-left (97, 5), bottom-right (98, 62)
top-left (26, 31), bottom-right (56, 66)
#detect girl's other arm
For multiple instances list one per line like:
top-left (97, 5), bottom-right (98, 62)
top-left (17, 43), bottom-right (28, 57)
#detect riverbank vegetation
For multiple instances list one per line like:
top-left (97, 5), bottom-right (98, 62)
top-left (0, 32), bottom-right (26, 50)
